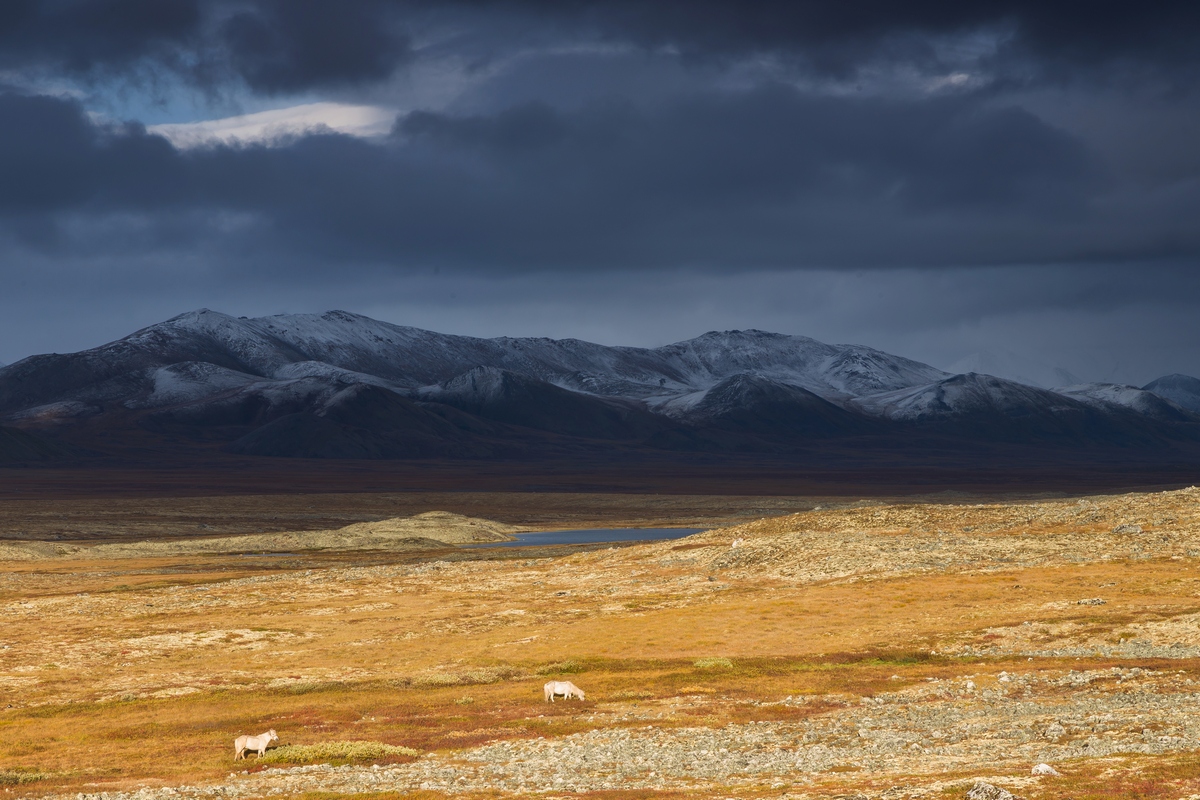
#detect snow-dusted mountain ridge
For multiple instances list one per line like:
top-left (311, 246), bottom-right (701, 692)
top-left (149, 310), bottom-right (955, 398)
top-left (1056, 383), bottom-right (1194, 422)
top-left (0, 309), bottom-right (952, 415)
top-left (1, 310), bottom-right (1197, 459)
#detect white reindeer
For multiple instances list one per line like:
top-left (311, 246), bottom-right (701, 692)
top-left (234, 729), bottom-right (278, 760)
top-left (543, 680), bottom-right (585, 702)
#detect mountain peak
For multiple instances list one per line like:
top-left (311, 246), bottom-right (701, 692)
top-left (163, 308), bottom-right (233, 324)
top-left (1143, 373), bottom-right (1200, 414)
top-left (687, 329), bottom-right (797, 343)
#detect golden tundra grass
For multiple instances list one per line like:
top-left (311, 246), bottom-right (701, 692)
top-left (2, 488), bottom-right (1200, 797)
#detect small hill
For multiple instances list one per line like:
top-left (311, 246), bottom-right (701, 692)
top-left (331, 511), bottom-right (520, 544)
top-left (0, 511), bottom-right (519, 561)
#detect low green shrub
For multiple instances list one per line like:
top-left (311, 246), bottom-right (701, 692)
top-left (409, 665), bottom-right (523, 687)
top-left (694, 657), bottom-right (734, 669)
top-left (0, 769), bottom-right (48, 786)
top-left (281, 681), bottom-right (343, 695)
top-left (260, 741), bottom-right (418, 765)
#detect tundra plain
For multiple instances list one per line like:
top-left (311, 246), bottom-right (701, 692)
top-left (3, 487), bottom-right (1200, 799)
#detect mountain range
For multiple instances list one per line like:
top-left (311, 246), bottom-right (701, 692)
top-left (1, 309), bottom-right (1198, 466)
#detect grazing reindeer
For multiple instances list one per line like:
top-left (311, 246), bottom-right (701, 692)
top-left (544, 680), bottom-right (585, 702)
top-left (234, 729), bottom-right (278, 760)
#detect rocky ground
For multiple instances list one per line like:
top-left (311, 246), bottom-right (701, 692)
top-left (670, 487), bottom-right (1200, 581)
top-left (54, 665), bottom-right (1200, 799)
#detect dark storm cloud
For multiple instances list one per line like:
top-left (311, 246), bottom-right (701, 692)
top-left (0, 1), bottom-right (1196, 385)
top-left (0, 93), bottom-right (180, 214)
top-left (3, 1), bottom-right (1199, 96)
top-left (2, 85), bottom-right (1150, 270)
top-left (515, 1), bottom-right (1200, 73)
top-left (0, 0), bottom-right (412, 94)
top-left (0, 0), bottom-right (202, 77)
top-left (216, 0), bottom-right (412, 93)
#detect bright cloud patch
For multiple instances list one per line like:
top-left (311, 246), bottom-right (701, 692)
top-left (149, 102), bottom-right (396, 148)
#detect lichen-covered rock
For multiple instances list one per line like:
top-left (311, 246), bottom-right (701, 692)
top-left (967, 780), bottom-right (1015, 800)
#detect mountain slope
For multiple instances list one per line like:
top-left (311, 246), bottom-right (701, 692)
top-left (660, 374), bottom-right (878, 437)
top-left (1144, 374), bottom-right (1200, 414)
top-left (0, 425), bottom-right (76, 463)
top-left (849, 373), bottom-right (1171, 445)
top-left (640, 373), bottom-right (883, 452)
top-left (1057, 383), bottom-right (1196, 422)
top-left (421, 367), bottom-right (667, 440)
top-left (853, 373), bottom-right (1081, 421)
top-left (652, 330), bottom-right (949, 399)
top-left (229, 384), bottom-right (497, 459)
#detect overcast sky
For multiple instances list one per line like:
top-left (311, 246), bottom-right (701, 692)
top-left (1, 1), bottom-right (1198, 385)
